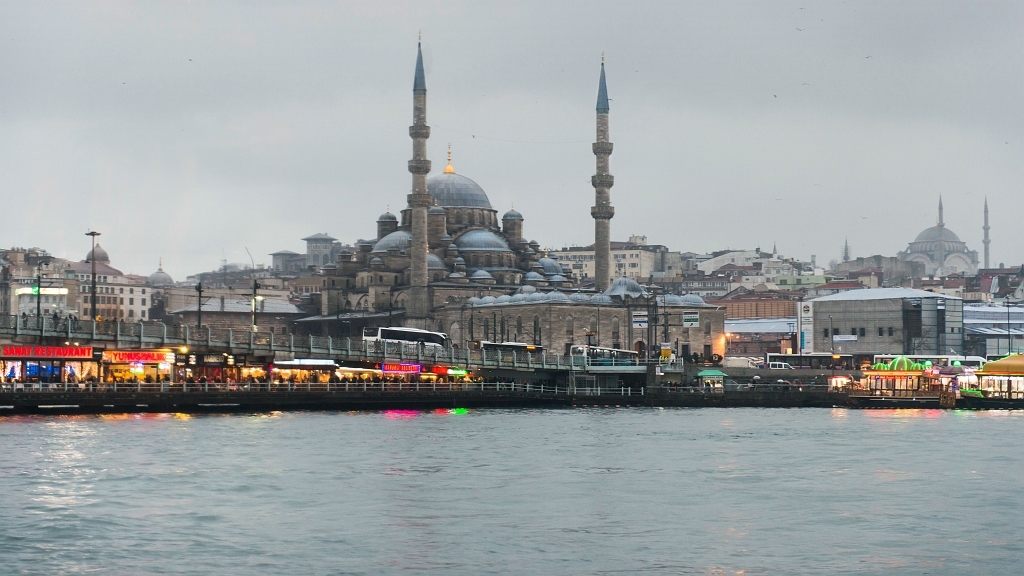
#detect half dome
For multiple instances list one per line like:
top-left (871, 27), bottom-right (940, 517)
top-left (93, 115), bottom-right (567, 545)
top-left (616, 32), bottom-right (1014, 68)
top-left (371, 230), bottom-right (412, 253)
top-left (454, 229), bottom-right (511, 252)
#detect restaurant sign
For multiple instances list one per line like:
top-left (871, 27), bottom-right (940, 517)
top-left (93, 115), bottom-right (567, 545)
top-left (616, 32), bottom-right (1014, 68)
top-left (103, 350), bottom-right (175, 364)
top-left (379, 363), bottom-right (422, 373)
top-left (2, 345), bottom-right (94, 359)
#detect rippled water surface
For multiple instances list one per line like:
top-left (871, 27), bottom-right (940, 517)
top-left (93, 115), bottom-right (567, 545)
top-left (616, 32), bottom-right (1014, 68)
top-left (1, 407), bottom-right (1022, 575)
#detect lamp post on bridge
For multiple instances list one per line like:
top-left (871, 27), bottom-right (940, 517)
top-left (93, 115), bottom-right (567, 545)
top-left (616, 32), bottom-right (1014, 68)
top-left (85, 230), bottom-right (101, 321)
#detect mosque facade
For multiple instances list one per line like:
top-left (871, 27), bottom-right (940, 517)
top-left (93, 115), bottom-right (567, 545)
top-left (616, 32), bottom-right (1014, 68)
top-left (309, 43), bottom-right (725, 361)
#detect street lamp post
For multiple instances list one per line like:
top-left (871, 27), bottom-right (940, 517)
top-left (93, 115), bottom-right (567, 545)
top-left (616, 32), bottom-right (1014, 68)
top-left (85, 231), bottom-right (101, 321)
top-left (829, 315), bottom-right (836, 379)
top-left (195, 281), bottom-right (204, 330)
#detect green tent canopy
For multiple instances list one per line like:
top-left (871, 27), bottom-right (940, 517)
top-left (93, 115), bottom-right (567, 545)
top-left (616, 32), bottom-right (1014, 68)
top-left (696, 369), bottom-right (727, 378)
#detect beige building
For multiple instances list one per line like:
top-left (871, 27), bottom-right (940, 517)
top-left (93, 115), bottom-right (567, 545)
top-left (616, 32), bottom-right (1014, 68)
top-left (550, 236), bottom-right (675, 282)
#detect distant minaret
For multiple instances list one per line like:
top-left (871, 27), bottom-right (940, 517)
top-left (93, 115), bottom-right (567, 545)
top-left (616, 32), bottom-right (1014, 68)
top-left (591, 56), bottom-right (615, 291)
top-left (842, 238), bottom-right (850, 262)
top-left (983, 197), bottom-right (990, 269)
top-left (938, 196), bottom-right (944, 227)
top-left (407, 39), bottom-right (432, 320)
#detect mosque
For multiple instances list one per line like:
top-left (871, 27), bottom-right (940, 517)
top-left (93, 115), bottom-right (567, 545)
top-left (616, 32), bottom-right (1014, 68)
top-left (897, 198), bottom-right (982, 277)
top-left (305, 42), bottom-right (726, 361)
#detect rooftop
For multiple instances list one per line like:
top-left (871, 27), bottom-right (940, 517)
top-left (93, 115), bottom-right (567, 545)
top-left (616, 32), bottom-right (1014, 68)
top-left (811, 287), bottom-right (962, 302)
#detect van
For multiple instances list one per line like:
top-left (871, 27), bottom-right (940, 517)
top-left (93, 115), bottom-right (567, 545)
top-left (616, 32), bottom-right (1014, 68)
top-left (768, 362), bottom-right (794, 370)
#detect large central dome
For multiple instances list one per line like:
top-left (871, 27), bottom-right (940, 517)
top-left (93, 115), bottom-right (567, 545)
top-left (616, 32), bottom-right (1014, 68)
top-left (427, 172), bottom-right (492, 209)
top-left (914, 224), bottom-right (961, 243)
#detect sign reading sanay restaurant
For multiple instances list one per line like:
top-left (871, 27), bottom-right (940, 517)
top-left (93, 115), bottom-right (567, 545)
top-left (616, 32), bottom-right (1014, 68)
top-left (2, 345), bottom-right (95, 359)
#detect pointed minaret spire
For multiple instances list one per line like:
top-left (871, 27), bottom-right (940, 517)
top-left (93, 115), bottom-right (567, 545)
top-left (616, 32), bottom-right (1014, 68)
top-left (938, 196), bottom-right (944, 227)
top-left (591, 56), bottom-right (615, 291)
top-left (406, 38), bottom-right (432, 322)
top-left (983, 197), bottom-right (991, 269)
top-left (413, 39), bottom-right (426, 94)
top-left (842, 238), bottom-right (850, 262)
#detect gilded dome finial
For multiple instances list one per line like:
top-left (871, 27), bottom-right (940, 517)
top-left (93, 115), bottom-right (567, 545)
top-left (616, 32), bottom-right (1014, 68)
top-left (444, 143), bottom-right (455, 174)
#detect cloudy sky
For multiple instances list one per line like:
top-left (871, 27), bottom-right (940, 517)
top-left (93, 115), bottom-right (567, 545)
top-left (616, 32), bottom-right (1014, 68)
top-left (1, 1), bottom-right (1021, 279)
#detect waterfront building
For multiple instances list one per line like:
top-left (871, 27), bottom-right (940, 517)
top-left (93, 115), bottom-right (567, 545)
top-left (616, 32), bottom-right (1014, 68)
top-left (549, 236), bottom-right (675, 282)
top-left (799, 287), bottom-right (964, 356)
top-left (897, 198), bottom-right (979, 277)
top-left (67, 245), bottom-right (150, 321)
top-left (168, 296), bottom-right (306, 334)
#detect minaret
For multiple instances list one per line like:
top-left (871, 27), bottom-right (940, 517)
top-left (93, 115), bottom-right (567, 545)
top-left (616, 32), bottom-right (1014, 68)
top-left (842, 238), bottom-right (850, 262)
top-left (983, 197), bottom-right (990, 269)
top-left (591, 57), bottom-right (615, 292)
top-left (406, 39), bottom-right (432, 321)
top-left (938, 196), bottom-right (944, 227)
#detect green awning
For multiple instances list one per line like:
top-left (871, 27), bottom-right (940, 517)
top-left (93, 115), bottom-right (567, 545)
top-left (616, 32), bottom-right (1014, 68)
top-left (696, 369), bottom-right (727, 377)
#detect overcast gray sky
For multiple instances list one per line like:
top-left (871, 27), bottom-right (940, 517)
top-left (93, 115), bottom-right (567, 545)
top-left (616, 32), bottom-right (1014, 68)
top-left (2, 1), bottom-right (1021, 279)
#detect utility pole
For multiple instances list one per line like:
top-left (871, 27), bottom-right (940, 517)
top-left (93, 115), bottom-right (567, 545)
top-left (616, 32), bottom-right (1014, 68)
top-left (85, 230), bottom-right (101, 320)
top-left (195, 281), bottom-right (204, 330)
top-left (829, 314), bottom-right (836, 380)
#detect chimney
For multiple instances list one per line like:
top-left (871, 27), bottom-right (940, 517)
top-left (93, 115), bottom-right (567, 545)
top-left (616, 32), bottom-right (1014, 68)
top-left (219, 295), bottom-right (225, 311)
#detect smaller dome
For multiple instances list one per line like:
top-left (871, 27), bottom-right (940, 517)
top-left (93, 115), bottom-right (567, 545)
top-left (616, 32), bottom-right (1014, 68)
top-left (427, 254), bottom-right (447, 269)
top-left (569, 292), bottom-right (590, 303)
top-left (524, 248), bottom-right (536, 255)
top-left (537, 258), bottom-right (562, 275)
top-left (516, 285), bottom-right (537, 294)
top-left (371, 230), bottom-right (412, 254)
top-left (377, 211), bottom-right (397, 222)
top-left (516, 238), bottom-right (529, 247)
top-left (590, 294), bottom-right (614, 305)
top-left (681, 293), bottom-right (706, 305)
top-left (547, 290), bottom-right (569, 302)
top-left (85, 243), bottom-right (110, 264)
top-left (428, 205), bottom-right (447, 215)
top-left (447, 243), bottom-right (459, 252)
top-left (524, 271), bottom-right (545, 281)
top-left (495, 295), bottom-right (512, 304)
top-left (529, 240), bottom-right (540, 248)
top-left (549, 274), bottom-right (567, 282)
top-left (454, 257), bottom-right (466, 266)
top-left (370, 257), bottom-right (384, 267)
top-left (466, 297), bottom-right (481, 306)
top-left (511, 293), bottom-right (528, 302)
top-left (448, 271), bottom-right (465, 279)
top-left (471, 270), bottom-right (495, 280)
top-left (479, 295), bottom-right (497, 304)
top-left (527, 292), bottom-right (546, 302)
top-left (440, 234), bottom-right (452, 242)
top-left (664, 295), bottom-right (685, 305)
top-left (603, 276), bottom-right (646, 299)
top-left (502, 208), bottom-right (524, 221)
top-left (147, 265), bottom-right (173, 287)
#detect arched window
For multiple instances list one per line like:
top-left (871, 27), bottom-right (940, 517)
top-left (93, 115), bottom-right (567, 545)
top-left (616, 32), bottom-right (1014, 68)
top-left (704, 320), bottom-right (712, 335)
top-left (565, 316), bottom-right (574, 342)
top-left (612, 316), bottom-right (620, 348)
top-left (450, 321), bottom-right (462, 346)
top-left (516, 315), bottom-right (523, 338)
top-left (533, 315), bottom-right (541, 345)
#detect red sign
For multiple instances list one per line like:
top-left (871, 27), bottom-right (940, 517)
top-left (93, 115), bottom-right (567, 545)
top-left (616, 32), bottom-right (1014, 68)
top-left (379, 363), bottom-right (422, 373)
top-left (103, 350), bottom-right (173, 364)
top-left (2, 345), bottom-right (94, 359)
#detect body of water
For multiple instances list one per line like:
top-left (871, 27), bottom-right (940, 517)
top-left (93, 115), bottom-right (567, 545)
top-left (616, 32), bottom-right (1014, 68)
top-left (1, 407), bottom-right (1021, 575)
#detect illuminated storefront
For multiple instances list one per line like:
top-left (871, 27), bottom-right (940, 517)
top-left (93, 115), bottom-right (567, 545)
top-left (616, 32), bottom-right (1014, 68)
top-left (102, 350), bottom-right (176, 382)
top-left (0, 344), bottom-right (98, 384)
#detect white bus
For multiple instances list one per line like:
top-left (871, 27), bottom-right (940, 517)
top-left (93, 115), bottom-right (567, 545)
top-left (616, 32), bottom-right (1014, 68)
top-left (362, 326), bottom-right (450, 352)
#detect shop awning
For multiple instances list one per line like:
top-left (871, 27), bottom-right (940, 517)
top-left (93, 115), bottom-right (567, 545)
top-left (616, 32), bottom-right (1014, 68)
top-left (977, 354), bottom-right (1024, 376)
top-left (696, 369), bottom-right (727, 378)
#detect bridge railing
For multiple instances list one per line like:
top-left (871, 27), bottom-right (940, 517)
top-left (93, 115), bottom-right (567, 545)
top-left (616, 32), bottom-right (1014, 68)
top-left (0, 314), bottom-right (680, 373)
top-left (2, 380), bottom-right (572, 395)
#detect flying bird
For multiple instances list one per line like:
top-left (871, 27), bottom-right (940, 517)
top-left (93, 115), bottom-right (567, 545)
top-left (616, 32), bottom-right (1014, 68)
top-left (774, 94), bottom-right (777, 98)
top-left (796, 28), bottom-right (804, 31)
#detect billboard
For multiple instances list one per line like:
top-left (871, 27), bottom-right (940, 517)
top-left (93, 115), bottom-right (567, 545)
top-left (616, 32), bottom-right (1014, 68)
top-left (682, 311), bottom-right (700, 328)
